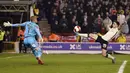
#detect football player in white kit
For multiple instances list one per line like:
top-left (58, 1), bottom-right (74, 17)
top-left (75, 21), bottom-right (120, 64)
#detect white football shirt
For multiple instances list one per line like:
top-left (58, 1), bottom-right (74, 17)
top-left (102, 28), bottom-right (118, 41)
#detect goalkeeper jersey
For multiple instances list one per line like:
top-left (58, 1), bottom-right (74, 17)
top-left (12, 21), bottom-right (42, 39)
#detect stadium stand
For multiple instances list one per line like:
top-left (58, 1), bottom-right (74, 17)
top-left (31, 0), bottom-right (130, 42)
top-left (1, 0), bottom-right (130, 42)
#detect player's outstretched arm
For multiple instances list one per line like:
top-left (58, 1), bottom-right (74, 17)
top-left (3, 21), bottom-right (12, 27)
top-left (106, 23), bottom-right (112, 31)
top-left (3, 21), bottom-right (26, 27)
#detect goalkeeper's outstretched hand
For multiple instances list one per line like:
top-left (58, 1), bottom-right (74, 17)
top-left (3, 21), bottom-right (12, 27)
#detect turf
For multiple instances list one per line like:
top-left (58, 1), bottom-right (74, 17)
top-left (0, 53), bottom-right (129, 73)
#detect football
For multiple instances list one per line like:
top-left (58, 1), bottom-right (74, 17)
top-left (73, 26), bottom-right (81, 32)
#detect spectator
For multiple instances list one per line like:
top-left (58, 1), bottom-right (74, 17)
top-left (118, 6), bottom-right (124, 15)
top-left (61, 2), bottom-right (68, 15)
top-left (120, 21), bottom-right (129, 34)
top-left (48, 32), bottom-right (60, 42)
top-left (59, 14), bottom-right (68, 32)
top-left (109, 5), bottom-right (117, 16)
top-left (36, 0), bottom-right (130, 35)
top-left (125, 10), bottom-right (130, 22)
top-left (81, 0), bottom-right (85, 4)
top-left (4, 31), bottom-right (11, 41)
top-left (73, 9), bottom-right (78, 16)
top-left (110, 10), bottom-right (117, 22)
top-left (51, 6), bottom-right (58, 16)
top-left (32, 0), bottom-right (37, 3)
top-left (72, 15), bottom-right (77, 26)
top-left (54, 0), bottom-right (60, 11)
top-left (80, 3), bottom-right (84, 9)
top-left (60, 0), bottom-right (65, 13)
top-left (103, 12), bottom-right (112, 32)
top-left (83, 12), bottom-right (88, 26)
top-left (54, 21), bottom-right (60, 33)
top-left (76, 2), bottom-right (80, 8)
top-left (77, 7), bottom-right (81, 21)
top-left (126, 12), bottom-right (130, 34)
top-left (117, 11), bottom-right (125, 25)
top-left (87, 12), bottom-right (95, 33)
top-left (45, 0), bottom-right (54, 24)
top-left (72, 4), bottom-right (77, 13)
top-left (94, 14), bottom-right (103, 33)
top-left (51, 12), bottom-right (59, 32)
top-left (66, 7), bottom-right (72, 17)
top-left (78, 9), bottom-right (84, 26)
top-left (43, 36), bottom-right (48, 42)
top-left (17, 27), bottom-right (27, 53)
top-left (73, 21), bottom-right (79, 27)
top-left (82, 12), bottom-right (88, 33)
top-left (115, 33), bottom-right (126, 43)
top-left (36, 0), bottom-right (45, 20)
top-left (67, 11), bottom-right (74, 31)
top-left (0, 27), bottom-right (5, 53)
top-left (124, 6), bottom-right (129, 15)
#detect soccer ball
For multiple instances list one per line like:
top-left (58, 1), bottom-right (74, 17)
top-left (73, 26), bottom-right (81, 32)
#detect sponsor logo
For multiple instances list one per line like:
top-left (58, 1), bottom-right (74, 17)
top-left (42, 45), bottom-right (62, 49)
top-left (120, 44), bottom-right (130, 50)
top-left (88, 45), bottom-right (112, 49)
top-left (70, 44), bottom-right (81, 50)
top-left (89, 45), bottom-right (101, 49)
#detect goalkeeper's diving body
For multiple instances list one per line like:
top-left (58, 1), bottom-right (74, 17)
top-left (4, 16), bottom-right (44, 65)
top-left (76, 21), bottom-right (120, 64)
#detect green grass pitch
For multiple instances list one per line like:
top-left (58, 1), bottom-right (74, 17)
top-left (0, 53), bottom-right (129, 73)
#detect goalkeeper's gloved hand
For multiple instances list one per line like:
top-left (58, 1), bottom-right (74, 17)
top-left (3, 21), bottom-right (12, 27)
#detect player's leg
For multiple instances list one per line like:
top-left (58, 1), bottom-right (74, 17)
top-left (32, 46), bottom-right (43, 65)
top-left (24, 37), bottom-right (44, 65)
top-left (34, 49), bottom-right (43, 65)
top-left (19, 40), bottom-right (22, 53)
top-left (89, 33), bottom-right (98, 40)
top-left (101, 44), bottom-right (116, 64)
top-left (76, 33), bottom-right (89, 38)
top-left (24, 44), bottom-right (27, 53)
top-left (30, 39), bottom-right (43, 65)
top-left (76, 33), bottom-right (98, 40)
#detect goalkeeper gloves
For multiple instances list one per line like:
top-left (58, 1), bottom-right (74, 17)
top-left (3, 21), bottom-right (12, 27)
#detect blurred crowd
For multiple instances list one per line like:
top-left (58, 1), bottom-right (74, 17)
top-left (34, 0), bottom-right (130, 35)
top-left (1, 0), bottom-right (130, 53)
top-left (2, 0), bottom-right (130, 43)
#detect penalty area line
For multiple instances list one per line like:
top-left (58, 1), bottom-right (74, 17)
top-left (118, 60), bottom-right (127, 73)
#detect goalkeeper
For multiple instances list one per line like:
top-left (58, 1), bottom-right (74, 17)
top-left (4, 16), bottom-right (44, 65)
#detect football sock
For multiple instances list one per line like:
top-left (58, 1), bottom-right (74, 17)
top-left (106, 54), bottom-right (114, 60)
top-left (77, 33), bottom-right (88, 38)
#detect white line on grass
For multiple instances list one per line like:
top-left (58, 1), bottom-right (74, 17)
top-left (118, 60), bottom-right (127, 73)
top-left (0, 55), bottom-right (29, 59)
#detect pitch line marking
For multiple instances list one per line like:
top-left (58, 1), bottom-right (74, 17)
top-left (0, 55), bottom-right (29, 59)
top-left (118, 60), bottom-right (127, 73)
